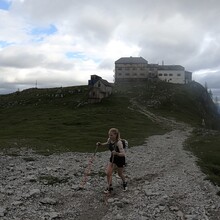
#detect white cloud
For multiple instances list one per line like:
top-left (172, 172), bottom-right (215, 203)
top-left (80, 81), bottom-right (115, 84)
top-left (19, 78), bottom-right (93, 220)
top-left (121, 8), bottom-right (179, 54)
top-left (1, 0), bottom-right (220, 94)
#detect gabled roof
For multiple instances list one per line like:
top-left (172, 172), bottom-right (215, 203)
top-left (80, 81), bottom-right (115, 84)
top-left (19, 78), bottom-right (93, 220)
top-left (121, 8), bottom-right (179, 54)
top-left (115, 56), bottom-right (148, 64)
top-left (158, 65), bottom-right (185, 70)
top-left (148, 64), bottom-right (159, 67)
top-left (185, 71), bottom-right (192, 74)
top-left (96, 78), bottom-right (112, 87)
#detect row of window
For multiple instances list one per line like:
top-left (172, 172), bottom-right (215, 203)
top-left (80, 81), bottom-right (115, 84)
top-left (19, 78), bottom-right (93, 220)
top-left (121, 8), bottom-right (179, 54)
top-left (158, 73), bottom-right (182, 77)
top-left (117, 67), bottom-right (145, 71)
top-left (117, 73), bottom-right (183, 77)
top-left (118, 73), bottom-right (146, 76)
top-left (117, 64), bottom-right (148, 67)
top-left (117, 67), bottom-right (157, 71)
top-left (117, 73), bottom-right (157, 76)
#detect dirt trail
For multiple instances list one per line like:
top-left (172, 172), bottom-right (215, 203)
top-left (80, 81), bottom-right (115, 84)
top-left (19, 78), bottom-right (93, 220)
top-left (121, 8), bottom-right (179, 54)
top-left (1, 104), bottom-right (220, 219)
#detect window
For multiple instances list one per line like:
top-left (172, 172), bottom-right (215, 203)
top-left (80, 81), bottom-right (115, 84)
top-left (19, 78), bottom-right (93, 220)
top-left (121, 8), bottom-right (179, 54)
top-left (117, 67), bottom-right (122, 70)
top-left (164, 73), bottom-right (168, 76)
top-left (158, 73), bottom-right (163, 76)
top-left (177, 73), bottom-right (181, 76)
top-left (169, 74), bottom-right (173, 76)
top-left (125, 73), bottom-right (130, 76)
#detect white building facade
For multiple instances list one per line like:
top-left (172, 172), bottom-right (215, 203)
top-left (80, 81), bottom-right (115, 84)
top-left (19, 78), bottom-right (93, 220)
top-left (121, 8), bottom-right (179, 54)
top-left (115, 57), bottom-right (192, 84)
top-left (158, 65), bottom-right (185, 84)
top-left (115, 57), bottom-right (150, 82)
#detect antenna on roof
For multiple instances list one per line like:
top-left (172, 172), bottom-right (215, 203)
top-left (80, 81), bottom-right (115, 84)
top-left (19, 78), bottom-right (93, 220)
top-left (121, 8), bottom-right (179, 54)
top-left (162, 60), bottom-right (164, 65)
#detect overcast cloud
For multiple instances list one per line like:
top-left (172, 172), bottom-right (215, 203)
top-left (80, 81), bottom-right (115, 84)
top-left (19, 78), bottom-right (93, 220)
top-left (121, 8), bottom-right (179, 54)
top-left (0, 0), bottom-right (220, 94)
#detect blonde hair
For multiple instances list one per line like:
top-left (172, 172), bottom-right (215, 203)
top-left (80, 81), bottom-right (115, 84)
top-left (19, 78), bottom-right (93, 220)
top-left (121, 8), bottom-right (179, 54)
top-left (108, 128), bottom-right (120, 141)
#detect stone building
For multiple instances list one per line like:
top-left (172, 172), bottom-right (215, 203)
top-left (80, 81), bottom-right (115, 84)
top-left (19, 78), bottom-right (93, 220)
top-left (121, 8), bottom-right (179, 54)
top-left (88, 75), bottom-right (113, 103)
top-left (114, 56), bottom-right (192, 84)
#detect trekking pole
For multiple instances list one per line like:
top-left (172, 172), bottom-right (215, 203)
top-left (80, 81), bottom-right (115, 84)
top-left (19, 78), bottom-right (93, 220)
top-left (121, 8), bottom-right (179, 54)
top-left (79, 144), bottom-right (99, 189)
top-left (104, 152), bottom-right (115, 205)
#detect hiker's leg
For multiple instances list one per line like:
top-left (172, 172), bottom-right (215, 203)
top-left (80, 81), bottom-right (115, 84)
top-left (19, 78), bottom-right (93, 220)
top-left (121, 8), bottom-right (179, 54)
top-left (117, 167), bottom-right (125, 182)
top-left (106, 162), bottom-right (114, 186)
top-left (118, 166), bottom-right (127, 191)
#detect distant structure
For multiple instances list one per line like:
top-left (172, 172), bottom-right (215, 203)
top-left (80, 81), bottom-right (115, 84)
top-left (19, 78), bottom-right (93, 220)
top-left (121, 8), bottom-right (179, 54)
top-left (114, 56), bottom-right (192, 84)
top-left (88, 75), bottom-right (113, 103)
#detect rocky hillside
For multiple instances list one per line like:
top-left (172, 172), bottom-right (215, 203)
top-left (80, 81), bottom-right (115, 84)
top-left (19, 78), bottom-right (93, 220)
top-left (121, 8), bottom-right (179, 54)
top-left (1, 81), bottom-right (220, 219)
top-left (1, 113), bottom-right (220, 220)
top-left (1, 81), bottom-right (219, 131)
top-left (116, 81), bottom-right (220, 130)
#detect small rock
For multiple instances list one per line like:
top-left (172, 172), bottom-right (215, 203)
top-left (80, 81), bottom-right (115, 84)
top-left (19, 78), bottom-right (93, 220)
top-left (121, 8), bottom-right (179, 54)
top-left (115, 213), bottom-right (123, 220)
top-left (12, 201), bottom-right (23, 206)
top-left (29, 188), bottom-right (41, 197)
top-left (121, 198), bottom-right (131, 204)
top-left (45, 211), bottom-right (60, 219)
top-left (169, 206), bottom-right (179, 211)
top-left (158, 205), bottom-right (166, 211)
top-left (113, 201), bottom-right (124, 208)
top-left (0, 207), bottom-right (6, 217)
top-left (50, 212), bottom-right (60, 219)
top-left (107, 198), bottom-right (115, 203)
top-left (176, 210), bottom-right (184, 219)
top-left (185, 214), bottom-right (198, 220)
top-left (40, 197), bottom-right (57, 205)
top-left (71, 184), bottom-right (80, 190)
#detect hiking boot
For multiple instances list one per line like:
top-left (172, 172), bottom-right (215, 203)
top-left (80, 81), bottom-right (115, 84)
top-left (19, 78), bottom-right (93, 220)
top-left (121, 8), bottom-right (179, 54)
top-left (104, 186), bottom-right (113, 194)
top-left (123, 182), bottom-right (127, 191)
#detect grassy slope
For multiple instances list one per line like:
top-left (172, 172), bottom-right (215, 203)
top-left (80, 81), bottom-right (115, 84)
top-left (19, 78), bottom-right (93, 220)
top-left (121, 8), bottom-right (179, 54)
top-left (116, 81), bottom-right (220, 188)
top-left (186, 129), bottom-right (220, 188)
top-left (0, 85), bottom-right (167, 154)
top-left (1, 82), bottom-right (220, 189)
top-left (126, 81), bottom-right (220, 128)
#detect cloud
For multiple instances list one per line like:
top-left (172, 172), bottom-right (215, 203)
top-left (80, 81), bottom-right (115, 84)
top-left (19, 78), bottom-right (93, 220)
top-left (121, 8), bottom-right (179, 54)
top-left (1, 0), bottom-right (220, 94)
top-left (193, 69), bottom-right (220, 89)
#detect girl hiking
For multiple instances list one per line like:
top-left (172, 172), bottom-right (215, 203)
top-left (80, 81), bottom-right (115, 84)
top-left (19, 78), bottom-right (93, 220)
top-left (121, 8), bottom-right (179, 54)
top-left (96, 128), bottom-right (127, 193)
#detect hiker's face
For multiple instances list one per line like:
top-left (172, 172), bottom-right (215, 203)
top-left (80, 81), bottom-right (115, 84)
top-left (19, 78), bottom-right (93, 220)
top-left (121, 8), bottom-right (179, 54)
top-left (109, 132), bottom-right (117, 141)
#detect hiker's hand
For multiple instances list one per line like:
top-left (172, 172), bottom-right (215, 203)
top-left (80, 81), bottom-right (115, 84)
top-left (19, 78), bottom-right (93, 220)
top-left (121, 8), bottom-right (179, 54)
top-left (112, 151), bottom-right (118, 156)
top-left (96, 142), bottom-right (101, 146)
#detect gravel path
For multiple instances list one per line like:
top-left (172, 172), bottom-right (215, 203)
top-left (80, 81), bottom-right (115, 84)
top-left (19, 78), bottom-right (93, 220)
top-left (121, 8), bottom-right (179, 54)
top-left (1, 124), bottom-right (220, 219)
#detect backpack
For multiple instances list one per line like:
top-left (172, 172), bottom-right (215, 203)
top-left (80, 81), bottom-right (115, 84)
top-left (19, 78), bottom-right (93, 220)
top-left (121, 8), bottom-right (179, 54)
top-left (121, 139), bottom-right (129, 152)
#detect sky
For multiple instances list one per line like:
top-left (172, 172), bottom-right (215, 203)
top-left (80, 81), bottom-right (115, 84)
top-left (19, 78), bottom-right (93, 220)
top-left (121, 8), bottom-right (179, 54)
top-left (0, 0), bottom-right (220, 94)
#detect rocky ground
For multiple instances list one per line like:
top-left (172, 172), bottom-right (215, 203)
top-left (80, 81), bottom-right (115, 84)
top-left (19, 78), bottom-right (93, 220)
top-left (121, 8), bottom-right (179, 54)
top-left (1, 123), bottom-right (220, 220)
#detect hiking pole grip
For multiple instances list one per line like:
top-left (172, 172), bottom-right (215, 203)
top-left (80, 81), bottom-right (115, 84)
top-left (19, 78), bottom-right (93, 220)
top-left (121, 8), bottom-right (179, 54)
top-left (94, 144), bottom-right (99, 156)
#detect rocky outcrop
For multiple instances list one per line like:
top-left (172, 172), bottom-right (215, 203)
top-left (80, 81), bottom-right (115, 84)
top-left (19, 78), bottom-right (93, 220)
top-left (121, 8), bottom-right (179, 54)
top-left (1, 128), bottom-right (220, 219)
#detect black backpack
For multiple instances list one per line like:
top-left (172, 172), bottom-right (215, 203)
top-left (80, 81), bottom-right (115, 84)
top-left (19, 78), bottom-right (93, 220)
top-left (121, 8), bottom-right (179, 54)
top-left (121, 139), bottom-right (129, 152)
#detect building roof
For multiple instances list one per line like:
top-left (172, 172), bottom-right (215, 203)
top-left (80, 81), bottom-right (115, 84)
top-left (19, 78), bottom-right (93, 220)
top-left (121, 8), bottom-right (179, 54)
top-left (158, 65), bottom-right (185, 70)
top-left (185, 71), bottom-right (192, 74)
top-left (115, 56), bottom-right (148, 64)
top-left (98, 78), bottom-right (112, 87)
top-left (89, 74), bottom-right (113, 87)
top-left (148, 64), bottom-right (159, 67)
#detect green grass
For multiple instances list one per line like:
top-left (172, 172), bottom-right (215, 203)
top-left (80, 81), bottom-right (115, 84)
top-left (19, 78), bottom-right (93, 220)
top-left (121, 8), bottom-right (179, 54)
top-left (185, 129), bottom-right (220, 187)
top-left (117, 81), bottom-right (220, 128)
top-left (1, 82), bottom-right (220, 191)
top-left (0, 86), bottom-right (167, 154)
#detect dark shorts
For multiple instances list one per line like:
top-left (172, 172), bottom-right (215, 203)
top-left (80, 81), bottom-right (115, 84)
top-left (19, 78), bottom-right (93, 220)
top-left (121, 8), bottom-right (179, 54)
top-left (110, 156), bottom-right (125, 168)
